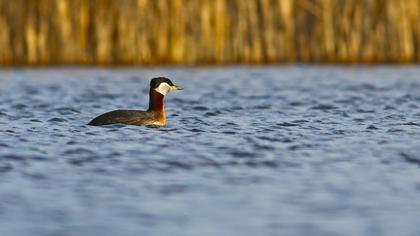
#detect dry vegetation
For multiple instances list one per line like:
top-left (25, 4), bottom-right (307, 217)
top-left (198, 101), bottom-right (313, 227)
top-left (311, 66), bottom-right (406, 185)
top-left (0, 0), bottom-right (419, 65)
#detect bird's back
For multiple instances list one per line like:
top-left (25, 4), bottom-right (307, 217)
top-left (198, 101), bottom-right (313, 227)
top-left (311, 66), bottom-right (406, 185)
top-left (88, 109), bottom-right (158, 126)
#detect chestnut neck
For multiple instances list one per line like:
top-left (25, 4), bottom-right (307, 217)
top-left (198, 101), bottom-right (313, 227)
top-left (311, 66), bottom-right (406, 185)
top-left (148, 89), bottom-right (165, 112)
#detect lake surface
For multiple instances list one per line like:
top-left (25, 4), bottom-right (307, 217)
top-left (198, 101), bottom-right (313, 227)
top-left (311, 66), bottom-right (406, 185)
top-left (1, 66), bottom-right (420, 236)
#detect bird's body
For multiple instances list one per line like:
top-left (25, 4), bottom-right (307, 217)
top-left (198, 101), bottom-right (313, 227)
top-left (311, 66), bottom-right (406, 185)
top-left (88, 77), bottom-right (181, 127)
top-left (87, 109), bottom-right (165, 127)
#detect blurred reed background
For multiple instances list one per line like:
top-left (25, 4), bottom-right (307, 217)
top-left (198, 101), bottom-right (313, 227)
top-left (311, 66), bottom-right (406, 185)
top-left (0, 0), bottom-right (419, 65)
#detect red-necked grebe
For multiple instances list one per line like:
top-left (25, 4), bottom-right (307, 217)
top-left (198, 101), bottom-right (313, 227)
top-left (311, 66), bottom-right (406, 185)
top-left (88, 77), bottom-right (182, 127)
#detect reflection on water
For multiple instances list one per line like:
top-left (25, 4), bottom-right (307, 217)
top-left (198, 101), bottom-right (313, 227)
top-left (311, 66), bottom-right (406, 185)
top-left (1, 66), bottom-right (420, 236)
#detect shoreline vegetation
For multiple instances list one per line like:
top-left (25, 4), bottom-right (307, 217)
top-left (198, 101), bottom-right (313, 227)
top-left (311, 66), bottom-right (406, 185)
top-left (0, 0), bottom-right (419, 65)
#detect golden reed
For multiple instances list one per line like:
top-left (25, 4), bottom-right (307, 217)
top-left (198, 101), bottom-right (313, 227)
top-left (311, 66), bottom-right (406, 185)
top-left (0, 0), bottom-right (419, 65)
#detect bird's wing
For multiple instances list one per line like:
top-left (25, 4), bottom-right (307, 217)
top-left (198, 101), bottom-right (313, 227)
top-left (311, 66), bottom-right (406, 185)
top-left (88, 110), bottom-right (151, 126)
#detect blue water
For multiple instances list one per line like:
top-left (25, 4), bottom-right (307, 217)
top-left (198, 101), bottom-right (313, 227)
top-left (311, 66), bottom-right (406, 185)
top-left (1, 66), bottom-right (420, 236)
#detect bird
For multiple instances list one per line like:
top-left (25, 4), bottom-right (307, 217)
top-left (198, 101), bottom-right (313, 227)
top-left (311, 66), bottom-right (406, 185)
top-left (88, 77), bottom-right (182, 127)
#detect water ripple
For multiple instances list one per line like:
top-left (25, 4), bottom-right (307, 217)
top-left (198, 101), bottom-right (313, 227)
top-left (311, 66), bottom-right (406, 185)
top-left (1, 67), bottom-right (420, 236)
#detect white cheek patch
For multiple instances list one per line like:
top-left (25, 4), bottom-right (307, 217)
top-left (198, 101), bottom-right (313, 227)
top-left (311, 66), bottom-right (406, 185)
top-left (155, 82), bottom-right (172, 96)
